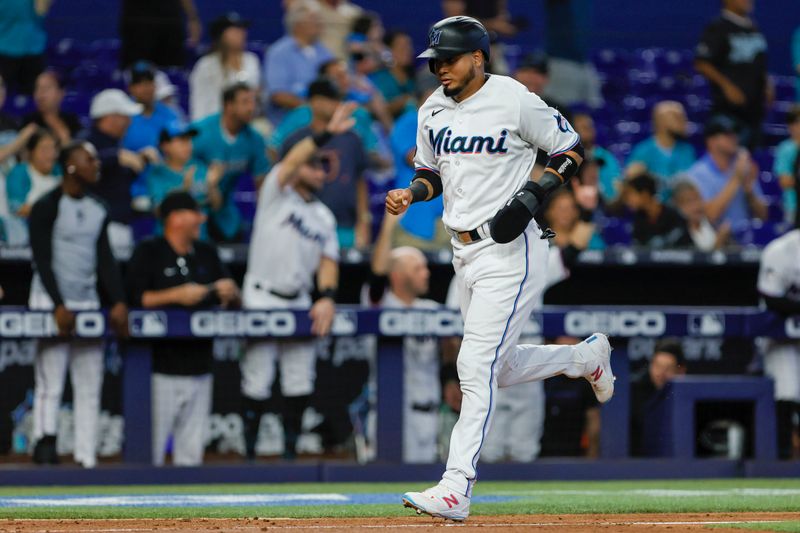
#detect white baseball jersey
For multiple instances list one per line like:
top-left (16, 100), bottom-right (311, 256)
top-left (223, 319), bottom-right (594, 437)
top-left (758, 229), bottom-right (800, 302)
top-left (246, 164), bottom-right (339, 295)
top-left (414, 75), bottom-right (580, 232)
top-left (359, 287), bottom-right (441, 462)
top-left (381, 291), bottom-right (442, 410)
top-left (757, 229), bottom-right (800, 402)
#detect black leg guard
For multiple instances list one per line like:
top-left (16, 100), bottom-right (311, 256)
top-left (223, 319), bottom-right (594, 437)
top-left (241, 396), bottom-right (267, 461)
top-left (282, 395), bottom-right (311, 461)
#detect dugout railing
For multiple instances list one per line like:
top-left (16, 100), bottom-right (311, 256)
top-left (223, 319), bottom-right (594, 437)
top-left (0, 306), bottom-right (797, 466)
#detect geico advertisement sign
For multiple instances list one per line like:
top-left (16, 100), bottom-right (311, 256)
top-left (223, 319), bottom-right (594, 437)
top-left (190, 311), bottom-right (296, 337)
top-left (0, 311), bottom-right (105, 337)
top-left (564, 311), bottom-right (666, 336)
top-left (379, 310), bottom-right (463, 336)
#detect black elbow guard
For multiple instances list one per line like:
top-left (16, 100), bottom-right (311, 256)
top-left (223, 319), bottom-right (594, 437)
top-left (490, 172), bottom-right (564, 244)
top-left (489, 181), bottom-right (546, 244)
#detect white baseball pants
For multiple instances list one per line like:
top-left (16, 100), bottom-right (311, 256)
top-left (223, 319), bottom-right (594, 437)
top-left (403, 337), bottom-right (441, 463)
top-left (764, 343), bottom-right (800, 402)
top-left (32, 339), bottom-right (104, 468)
top-left (240, 276), bottom-right (316, 399)
top-left (481, 380), bottom-right (545, 463)
top-left (442, 223), bottom-right (590, 496)
top-left (151, 373), bottom-right (213, 466)
top-left (29, 288), bottom-right (103, 468)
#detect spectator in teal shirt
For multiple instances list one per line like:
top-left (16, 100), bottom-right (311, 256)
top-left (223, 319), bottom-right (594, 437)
top-left (0, 0), bottom-right (51, 94)
top-left (626, 101), bottom-right (696, 200)
top-left (191, 84), bottom-right (270, 242)
top-left (369, 31), bottom-right (416, 119)
top-left (773, 105), bottom-right (800, 227)
top-left (572, 111), bottom-right (621, 202)
top-left (123, 61), bottom-right (180, 208)
top-left (146, 123), bottom-right (222, 240)
top-left (4, 128), bottom-right (60, 244)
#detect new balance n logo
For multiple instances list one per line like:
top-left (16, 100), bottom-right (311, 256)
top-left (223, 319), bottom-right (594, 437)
top-left (442, 494), bottom-right (459, 508)
top-left (590, 366), bottom-right (603, 381)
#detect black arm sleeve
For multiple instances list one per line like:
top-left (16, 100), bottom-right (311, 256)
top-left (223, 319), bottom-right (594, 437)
top-left (96, 216), bottom-right (126, 304)
top-left (544, 142), bottom-right (584, 182)
top-left (28, 191), bottom-right (64, 307)
top-left (763, 295), bottom-right (800, 316)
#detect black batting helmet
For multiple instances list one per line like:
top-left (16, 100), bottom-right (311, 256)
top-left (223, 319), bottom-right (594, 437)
top-left (417, 16), bottom-right (490, 72)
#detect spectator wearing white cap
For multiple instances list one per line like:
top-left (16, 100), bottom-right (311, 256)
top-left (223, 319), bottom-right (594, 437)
top-left (154, 71), bottom-right (186, 122)
top-left (83, 88), bottom-right (154, 258)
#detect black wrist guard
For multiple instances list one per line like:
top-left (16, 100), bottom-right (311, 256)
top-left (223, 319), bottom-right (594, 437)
top-left (409, 169), bottom-right (443, 203)
top-left (408, 179), bottom-right (430, 203)
top-left (312, 131), bottom-right (333, 147)
top-left (317, 287), bottom-right (337, 301)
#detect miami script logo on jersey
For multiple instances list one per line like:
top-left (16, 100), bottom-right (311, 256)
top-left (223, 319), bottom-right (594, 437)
top-left (428, 127), bottom-right (509, 156)
top-left (282, 213), bottom-right (327, 244)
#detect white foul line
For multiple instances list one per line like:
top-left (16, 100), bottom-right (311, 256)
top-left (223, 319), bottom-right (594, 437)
top-left (8, 519), bottom-right (791, 532)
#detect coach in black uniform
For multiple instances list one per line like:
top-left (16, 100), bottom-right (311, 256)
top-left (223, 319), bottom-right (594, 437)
top-left (126, 191), bottom-right (239, 466)
top-left (28, 140), bottom-right (128, 467)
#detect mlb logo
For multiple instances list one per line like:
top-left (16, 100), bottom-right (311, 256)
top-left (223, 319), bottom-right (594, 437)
top-left (687, 312), bottom-right (725, 336)
top-left (429, 28), bottom-right (442, 47)
top-left (331, 311), bottom-right (357, 336)
top-left (129, 311), bottom-right (168, 337)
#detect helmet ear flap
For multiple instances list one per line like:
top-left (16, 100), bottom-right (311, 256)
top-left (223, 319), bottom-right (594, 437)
top-left (428, 59), bottom-right (436, 74)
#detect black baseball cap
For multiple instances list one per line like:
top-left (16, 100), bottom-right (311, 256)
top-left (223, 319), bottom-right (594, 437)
top-left (704, 115), bottom-right (739, 138)
top-left (128, 60), bottom-right (157, 85)
top-left (209, 12), bottom-right (250, 42)
top-left (307, 77), bottom-right (342, 100)
top-left (159, 191), bottom-right (200, 220)
top-left (159, 121), bottom-right (199, 144)
top-left (517, 51), bottom-right (549, 74)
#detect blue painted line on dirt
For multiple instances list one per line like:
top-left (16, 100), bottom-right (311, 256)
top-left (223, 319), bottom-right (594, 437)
top-left (0, 493), bottom-right (518, 508)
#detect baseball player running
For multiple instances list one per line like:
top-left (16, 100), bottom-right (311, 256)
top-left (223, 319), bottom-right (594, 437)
top-left (239, 103), bottom-right (354, 461)
top-left (387, 17), bottom-right (614, 521)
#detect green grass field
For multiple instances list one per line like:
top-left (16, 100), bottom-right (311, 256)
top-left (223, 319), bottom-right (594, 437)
top-left (714, 524), bottom-right (800, 533)
top-left (0, 478), bottom-right (799, 520)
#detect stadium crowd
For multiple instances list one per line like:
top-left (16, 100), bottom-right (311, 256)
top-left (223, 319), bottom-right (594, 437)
top-left (0, 0), bottom-right (799, 466)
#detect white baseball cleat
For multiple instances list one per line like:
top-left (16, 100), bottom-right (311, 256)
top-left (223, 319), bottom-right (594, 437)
top-left (402, 484), bottom-right (470, 521)
top-left (576, 332), bottom-right (615, 403)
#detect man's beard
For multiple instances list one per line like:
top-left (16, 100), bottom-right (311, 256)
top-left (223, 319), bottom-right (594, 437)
top-left (668, 129), bottom-right (689, 142)
top-left (443, 68), bottom-right (476, 98)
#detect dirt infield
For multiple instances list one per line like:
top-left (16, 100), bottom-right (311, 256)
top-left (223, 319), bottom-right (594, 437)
top-left (2, 513), bottom-right (800, 533)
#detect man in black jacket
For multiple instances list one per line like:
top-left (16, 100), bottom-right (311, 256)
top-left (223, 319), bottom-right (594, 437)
top-left (126, 191), bottom-right (239, 466)
top-left (28, 140), bottom-right (129, 467)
